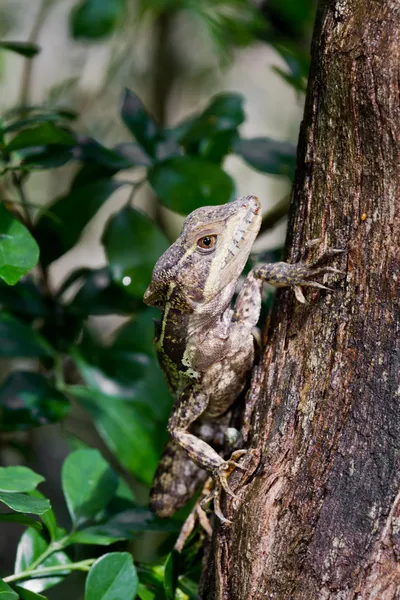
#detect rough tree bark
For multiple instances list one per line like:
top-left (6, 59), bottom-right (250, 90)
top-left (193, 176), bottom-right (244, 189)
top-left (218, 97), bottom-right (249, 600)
top-left (201, 0), bottom-right (400, 598)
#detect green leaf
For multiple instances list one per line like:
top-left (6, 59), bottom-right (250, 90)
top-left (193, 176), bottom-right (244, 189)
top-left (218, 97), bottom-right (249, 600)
top-left (164, 551), bottom-right (180, 600)
top-left (0, 578), bottom-right (18, 600)
top-left (0, 42), bottom-right (40, 58)
top-left (102, 206), bottom-right (169, 297)
top-left (0, 466), bottom-right (44, 493)
top-left (61, 448), bottom-right (118, 527)
top-left (75, 137), bottom-right (135, 170)
top-left (21, 146), bottom-right (73, 170)
top-left (115, 143), bottom-right (154, 167)
top-left (15, 528), bottom-right (71, 593)
top-left (69, 508), bottom-right (178, 545)
top-left (3, 113), bottom-right (72, 134)
top-left (0, 492), bottom-right (50, 515)
top-left (6, 123), bottom-right (76, 152)
top-left (70, 0), bottom-right (125, 40)
top-left (0, 371), bottom-right (69, 432)
top-left (148, 156), bottom-right (235, 215)
top-left (137, 583), bottom-right (156, 600)
top-left (70, 386), bottom-right (160, 485)
top-left (0, 514), bottom-right (42, 533)
top-left (120, 89), bottom-right (159, 157)
top-left (14, 587), bottom-right (47, 600)
top-left (233, 137), bottom-right (297, 177)
top-left (35, 179), bottom-right (124, 266)
top-left (0, 313), bottom-right (53, 358)
top-left (0, 204), bottom-right (39, 285)
top-left (180, 93), bottom-right (245, 144)
top-left (84, 552), bottom-right (138, 600)
top-left (30, 491), bottom-right (58, 541)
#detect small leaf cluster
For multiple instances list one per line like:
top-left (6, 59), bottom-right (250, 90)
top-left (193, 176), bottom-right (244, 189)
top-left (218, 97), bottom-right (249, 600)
top-left (0, 448), bottom-right (190, 599)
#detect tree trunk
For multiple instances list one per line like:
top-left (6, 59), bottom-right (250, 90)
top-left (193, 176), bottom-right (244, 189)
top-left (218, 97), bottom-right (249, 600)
top-left (201, 0), bottom-right (400, 598)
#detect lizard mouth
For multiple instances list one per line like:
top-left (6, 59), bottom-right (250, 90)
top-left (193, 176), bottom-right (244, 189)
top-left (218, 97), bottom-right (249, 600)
top-left (226, 195), bottom-right (261, 259)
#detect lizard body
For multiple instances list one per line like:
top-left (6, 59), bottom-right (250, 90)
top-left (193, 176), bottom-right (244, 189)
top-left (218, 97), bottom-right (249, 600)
top-left (144, 195), bottom-right (342, 522)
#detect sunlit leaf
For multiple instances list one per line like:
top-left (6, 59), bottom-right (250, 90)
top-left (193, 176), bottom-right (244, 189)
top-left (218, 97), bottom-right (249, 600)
top-left (84, 553), bottom-right (138, 600)
top-left (0, 467), bottom-right (44, 493)
top-left (0, 492), bottom-right (50, 515)
top-left (15, 528), bottom-right (71, 593)
top-left (102, 206), bottom-right (169, 297)
top-left (0, 204), bottom-right (39, 285)
top-left (149, 156), bottom-right (235, 215)
top-left (61, 448), bottom-right (118, 527)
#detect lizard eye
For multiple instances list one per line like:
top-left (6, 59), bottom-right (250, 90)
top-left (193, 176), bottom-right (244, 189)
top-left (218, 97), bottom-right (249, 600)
top-left (197, 235), bottom-right (217, 252)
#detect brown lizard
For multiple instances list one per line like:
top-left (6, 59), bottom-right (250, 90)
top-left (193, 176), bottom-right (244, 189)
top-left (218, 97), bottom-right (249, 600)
top-left (144, 195), bottom-right (343, 524)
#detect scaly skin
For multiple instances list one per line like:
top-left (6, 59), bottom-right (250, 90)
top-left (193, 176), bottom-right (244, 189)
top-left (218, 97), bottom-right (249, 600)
top-left (144, 195), bottom-right (343, 523)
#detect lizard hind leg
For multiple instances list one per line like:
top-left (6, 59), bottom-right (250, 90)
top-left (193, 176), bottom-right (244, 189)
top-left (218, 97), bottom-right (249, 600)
top-left (150, 440), bottom-right (208, 518)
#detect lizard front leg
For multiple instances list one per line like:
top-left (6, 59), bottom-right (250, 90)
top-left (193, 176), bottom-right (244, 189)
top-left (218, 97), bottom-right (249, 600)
top-left (167, 388), bottom-right (246, 523)
top-left (249, 248), bottom-right (344, 304)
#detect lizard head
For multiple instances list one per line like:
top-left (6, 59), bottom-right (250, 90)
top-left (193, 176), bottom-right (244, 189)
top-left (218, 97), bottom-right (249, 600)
top-left (144, 195), bottom-right (262, 310)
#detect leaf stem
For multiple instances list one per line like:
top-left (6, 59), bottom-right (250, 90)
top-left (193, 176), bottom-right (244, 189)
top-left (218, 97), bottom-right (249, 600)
top-left (3, 558), bottom-right (95, 584)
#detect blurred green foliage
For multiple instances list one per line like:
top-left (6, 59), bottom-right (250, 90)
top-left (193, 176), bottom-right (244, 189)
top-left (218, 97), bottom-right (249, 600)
top-left (0, 0), bottom-right (315, 597)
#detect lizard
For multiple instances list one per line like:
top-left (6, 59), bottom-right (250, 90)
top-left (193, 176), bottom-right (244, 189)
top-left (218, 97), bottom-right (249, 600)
top-left (144, 195), bottom-right (343, 524)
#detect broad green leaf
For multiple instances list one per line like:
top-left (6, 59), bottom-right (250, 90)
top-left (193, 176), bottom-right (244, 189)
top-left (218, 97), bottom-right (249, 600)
top-left (69, 508), bottom-right (178, 545)
top-left (0, 466), bottom-right (44, 493)
top-left (0, 492), bottom-right (50, 515)
top-left (70, 0), bottom-right (125, 40)
top-left (102, 206), bottom-right (169, 297)
top-left (6, 123), bottom-right (75, 152)
top-left (148, 156), bottom-right (235, 215)
top-left (0, 371), bottom-right (70, 432)
top-left (180, 93), bottom-right (245, 145)
top-left (15, 528), bottom-right (71, 593)
top-left (0, 42), bottom-right (39, 58)
top-left (14, 587), bottom-right (47, 600)
top-left (70, 386), bottom-right (160, 485)
top-left (21, 146), bottom-right (73, 170)
top-left (0, 313), bottom-right (52, 358)
top-left (61, 448), bottom-right (118, 527)
top-left (233, 137), bottom-right (296, 177)
top-left (120, 89), bottom-right (159, 157)
top-left (35, 179), bottom-right (124, 266)
top-left (0, 579), bottom-right (18, 600)
top-left (3, 114), bottom-right (72, 134)
top-left (112, 309), bottom-right (159, 358)
top-left (84, 552), bottom-right (138, 600)
top-left (0, 514), bottom-right (42, 532)
top-left (164, 551), bottom-right (180, 600)
top-left (0, 204), bottom-right (39, 285)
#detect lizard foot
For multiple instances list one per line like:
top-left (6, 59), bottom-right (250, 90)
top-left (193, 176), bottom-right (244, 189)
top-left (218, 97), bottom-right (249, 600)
top-left (200, 449), bottom-right (248, 525)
